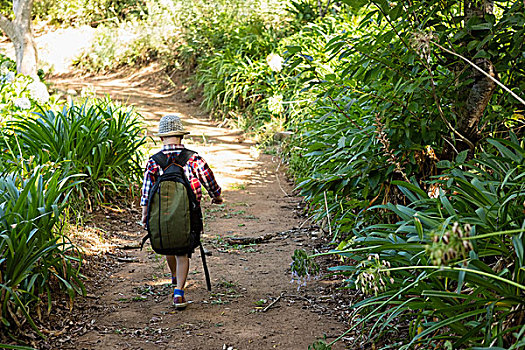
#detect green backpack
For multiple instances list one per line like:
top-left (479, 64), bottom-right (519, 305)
top-left (142, 148), bottom-right (211, 290)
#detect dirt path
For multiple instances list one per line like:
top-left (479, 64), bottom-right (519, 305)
top-left (45, 68), bottom-right (346, 350)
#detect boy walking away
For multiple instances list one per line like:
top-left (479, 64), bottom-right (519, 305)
top-left (140, 114), bottom-right (223, 309)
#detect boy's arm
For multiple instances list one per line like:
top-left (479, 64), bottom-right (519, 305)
top-left (140, 159), bottom-right (157, 224)
top-left (192, 155), bottom-right (222, 202)
top-left (141, 206), bottom-right (148, 225)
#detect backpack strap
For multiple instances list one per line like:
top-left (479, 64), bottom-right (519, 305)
top-left (173, 148), bottom-right (195, 167)
top-left (151, 151), bottom-right (170, 170)
top-left (151, 149), bottom-right (195, 170)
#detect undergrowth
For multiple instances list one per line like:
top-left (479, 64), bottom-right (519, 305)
top-left (1, 56), bottom-right (148, 343)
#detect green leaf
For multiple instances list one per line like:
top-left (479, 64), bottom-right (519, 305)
top-left (285, 46), bottom-right (302, 55)
top-left (338, 136), bottom-right (346, 149)
top-left (411, 309), bottom-right (487, 346)
top-left (438, 189), bottom-right (455, 216)
top-left (414, 216), bottom-right (424, 240)
top-left (437, 160), bottom-right (452, 168)
top-left (470, 23), bottom-right (493, 31)
top-left (421, 290), bottom-right (469, 299)
top-left (487, 139), bottom-right (520, 162)
top-left (513, 234), bottom-right (524, 267)
top-left (0, 345), bottom-right (37, 350)
top-left (456, 150), bottom-right (469, 164)
top-left (473, 50), bottom-right (489, 59)
top-left (467, 40), bottom-right (480, 51)
top-left (340, 0), bottom-right (368, 10)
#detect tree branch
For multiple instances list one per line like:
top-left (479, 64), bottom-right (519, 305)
top-left (431, 40), bottom-right (525, 107)
top-left (0, 13), bottom-right (15, 39)
top-left (12, 0), bottom-right (34, 25)
top-left (423, 59), bottom-right (476, 150)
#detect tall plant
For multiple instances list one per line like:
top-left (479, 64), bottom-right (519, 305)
top-left (288, 0), bottom-right (525, 229)
top-left (284, 1), bottom-right (525, 348)
top-left (0, 165), bottom-right (84, 338)
top-left (322, 136), bottom-right (525, 348)
top-left (7, 99), bottom-right (147, 207)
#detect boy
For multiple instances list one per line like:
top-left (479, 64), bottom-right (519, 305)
top-left (140, 114), bottom-right (223, 309)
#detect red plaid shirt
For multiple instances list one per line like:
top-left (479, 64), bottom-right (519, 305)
top-left (140, 144), bottom-right (221, 206)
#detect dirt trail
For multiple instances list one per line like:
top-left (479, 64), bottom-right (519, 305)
top-left (47, 67), bottom-right (346, 350)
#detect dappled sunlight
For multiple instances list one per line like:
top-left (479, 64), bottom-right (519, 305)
top-left (150, 278), bottom-right (172, 287)
top-left (51, 67), bottom-right (263, 195)
top-left (1, 25), bottom-right (97, 74)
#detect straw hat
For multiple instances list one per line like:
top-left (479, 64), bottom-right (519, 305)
top-left (155, 114), bottom-right (190, 137)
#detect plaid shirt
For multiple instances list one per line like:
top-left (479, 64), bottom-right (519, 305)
top-left (140, 144), bottom-right (221, 206)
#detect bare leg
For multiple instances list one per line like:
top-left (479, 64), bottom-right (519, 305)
top-left (166, 255), bottom-right (177, 279)
top-left (175, 254), bottom-right (190, 290)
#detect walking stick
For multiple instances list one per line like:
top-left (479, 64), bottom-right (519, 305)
top-left (199, 242), bottom-right (212, 291)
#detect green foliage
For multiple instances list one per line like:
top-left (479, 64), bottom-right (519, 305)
top-left (0, 164), bottom-right (84, 338)
top-left (287, 0), bottom-right (525, 207)
top-left (71, 25), bottom-right (120, 73)
top-left (290, 107), bottom-right (385, 236)
top-left (282, 1), bottom-right (525, 348)
top-left (1, 54), bottom-right (56, 124)
top-left (287, 0), bottom-right (341, 24)
top-left (324, 136), bottom-right (525, 348)
top-left (33, 0), bottom-right (147, 25)
top-left (287, 0), bottom-right (525, 242)
top-left (73, 0), bottom-right (288, 72)
top-left (0, 90), bottom-right (147, 339)
top-left (290, 249), bottom-right (320, 289)
top-left (71, 0), bottom-right (306, 140)
top-left (308, 338), bottom-right (331, 350)
top-left (5, 99), bottom-right (147, 206)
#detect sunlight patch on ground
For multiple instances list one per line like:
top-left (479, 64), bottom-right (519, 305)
top-left (50, 65), bottom-right (261, 193)
top-left (68, 225), bottom-right (121, 256)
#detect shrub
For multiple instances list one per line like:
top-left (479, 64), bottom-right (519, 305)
top-left (283, 2), bottom-right (525, 348)
top-left (324, 136), bottom-right (525, 348)
top-left (6, 99), bottom-right (148, 208)
top-left (1, 54), bottom-right (55, 125)
top-left (0, 164), bottom-right (84, 338)
top-left (0, 88), bottom-right (147, 340)
top-left (72, 0), bottom-right (296, 137)
top-left (33, 0), bottom-right (147, 25)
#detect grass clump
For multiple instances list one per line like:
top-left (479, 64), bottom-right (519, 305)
top-left (5, 98), bottom-right (147, 209)
top-left (1, 69), bottom-right (148, 341)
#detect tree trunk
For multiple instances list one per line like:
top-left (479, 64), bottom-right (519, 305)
top-left (452, 0), bottom-right (496, 153)
top-left (0, 0), bottom-right (38, 78)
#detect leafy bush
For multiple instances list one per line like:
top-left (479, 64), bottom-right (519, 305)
top-left (72, 0), bottom-right (299, 137)
top-left (1, 54), bottom-right (54, 124)
top-left (323, 136), bottom-right (525, 349)
top-left (283, 1), bottom-right (525, 348)
top-left (33, 0), bottom-right (147, 25)
top-left (0, 94), bottom-right (147, 339)
top-left (0, 165), bottom-right (84, 338)
top-left (291, 109), bottom-right (386, 238)
top-left (287, 0), bottom-right (525, 211)
top-left (6, 99), bottom-right (147, 207)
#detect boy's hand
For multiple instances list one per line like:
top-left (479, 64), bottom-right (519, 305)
top-left (212, 196), bottom-right (223, 204)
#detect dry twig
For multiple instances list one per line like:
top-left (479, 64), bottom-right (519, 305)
top-left (262, 292), bottom-right (285, 312)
